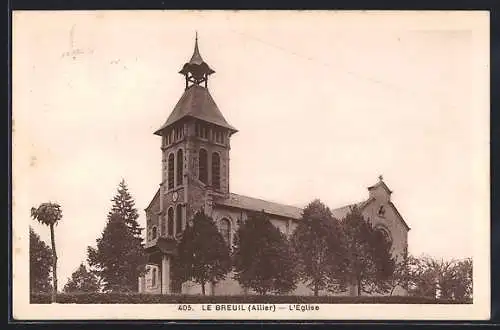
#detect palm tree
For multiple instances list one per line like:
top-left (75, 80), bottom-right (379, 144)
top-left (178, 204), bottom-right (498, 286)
top-left (31, 202), bottom-right (62, 303)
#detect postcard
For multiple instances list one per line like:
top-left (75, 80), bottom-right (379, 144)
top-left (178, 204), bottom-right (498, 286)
top-left (12, 10), bottom-right (490, 320)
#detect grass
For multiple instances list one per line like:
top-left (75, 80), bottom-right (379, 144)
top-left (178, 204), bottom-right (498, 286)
top-left (30, 292), bottom-right (472, 304)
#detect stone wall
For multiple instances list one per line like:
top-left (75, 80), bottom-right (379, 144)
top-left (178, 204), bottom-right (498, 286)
top-left (185, 136), bottom-right (230, 195)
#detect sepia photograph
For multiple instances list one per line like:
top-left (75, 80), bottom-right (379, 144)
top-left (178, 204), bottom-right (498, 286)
top-left (12, 10), bottom-right (490, 320)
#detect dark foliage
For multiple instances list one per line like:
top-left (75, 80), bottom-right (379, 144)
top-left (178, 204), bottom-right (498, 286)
top-left (341, 206), bottom-right (395, 295)
top-left (407, 255), bottom-right (473, 301)
top-left (63, 263), bottom-right (100, 293)
top-left (291, 199), bottom-right (348, 295)
top-left (30, 292), bottom-right (472, 304)
top-left (107, 179), bottom-right (143, 238)
top-left (29, 227), bottom-right (52, 294)
top-left (87, 180), bottom-right (146, 292)
top-left (87, 213), bottom-right (147, 292)
top-left (174, 210), bottom-right (232, 295)
top-left (30, 202), bottom-right (62, 302)
top-left (233, 211), bottom-right (297, 295)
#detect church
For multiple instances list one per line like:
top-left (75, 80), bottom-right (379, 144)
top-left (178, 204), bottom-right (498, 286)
top-left (137, 36), bottom-right (410, 296)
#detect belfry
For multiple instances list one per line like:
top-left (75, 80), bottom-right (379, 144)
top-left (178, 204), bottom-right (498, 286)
top-left (178, 32), bottom-right (215, 89)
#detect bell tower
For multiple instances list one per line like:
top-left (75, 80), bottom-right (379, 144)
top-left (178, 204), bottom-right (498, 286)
top-left (152, 33), bottom-right (238, 238)
top-left (145, 34), bottom-right (238, 295)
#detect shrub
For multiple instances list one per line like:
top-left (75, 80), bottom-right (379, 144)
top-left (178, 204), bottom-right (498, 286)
top-left (30, 292), bottom-right (472, 304)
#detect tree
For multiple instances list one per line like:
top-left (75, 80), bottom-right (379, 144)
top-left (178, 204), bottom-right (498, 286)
top-left (86, 246), bottom-right (103, 289)
top-left (108, 179), bottom-right (143, 238)
top-left (87, 213), bottom-right (147, 292)
top-left (450, 258), bottom-right (473, 301)
top-left (63, 263), bottom-right (100, 293)
top-left (87, 181), bottom-right (146, 292)
top-left (31, 202), bottom-right (62, 303)
top-left (407, 255), bottom-right (439, 298)
top-left (341, 206), bottom-right (395, 296)
top-left (291, 199), bottom-right (347, 296)
top-left (407, 255), bottom-right (472, 301)
top-left (409, 256), bottom-right (458, 299)
top-left (385, 249), bottom-right (411, 296)
top-left (233, 211), bottom-right (297, 295)
top-left (427, 257), bottom-right (457, 300)
top-left (29, 227), bottom-right (52, 294)
top-left (175, 210), bottom-right (231, 296)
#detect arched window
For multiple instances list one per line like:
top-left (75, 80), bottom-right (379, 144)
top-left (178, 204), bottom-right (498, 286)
top-left (152, 267), bottom-right (157, 287)
top-left (176, 149), bottom-right (183, 186)
top-left (161, 217), bottom-right (166, 237)
top-left (176, 204), bottom-right (183, 235)
top-left (199, 149), bottom-right (208, 184)
top-left (212, 152), bottom-right (221, 190)
top-left (219, 218), bottom-right (231, 245)
top-left (376, 226), bottom-right (392, 248)
top-left (152, 226), bottom-right (157, 240)
top-left (168, 153), bottom-right (174, 190)
top-left (167, 208), bottom-right (174, 236)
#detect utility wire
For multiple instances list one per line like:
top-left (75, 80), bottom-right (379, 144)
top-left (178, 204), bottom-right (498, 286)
top-left (228, 27), bottom-right (453, 110)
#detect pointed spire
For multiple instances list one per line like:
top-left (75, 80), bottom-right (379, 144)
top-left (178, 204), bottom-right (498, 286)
top-left (179, 32), bottom-right (215, 89)
top-left (190, 31), bottom-right (204, 65)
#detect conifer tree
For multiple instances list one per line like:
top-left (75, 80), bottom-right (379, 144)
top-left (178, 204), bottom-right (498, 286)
top-left (341, 206), bottom-right (395, 295)
top-left (63, 263), bottom-right (100, 293)
top-left (175, 210), bottom-right (231, 296)
top-left (233, 211), bottom-right (297, 295)
top-left (87, 180), bottom-right (146, 292)
top-left (87, 213), bottom-right (147, 292)
top-left (291, 199), bottom-right (347, 296)
top-left (108, 179), bottom-right (142, 237)
top-left (29, 227), bottom-right (52, 294)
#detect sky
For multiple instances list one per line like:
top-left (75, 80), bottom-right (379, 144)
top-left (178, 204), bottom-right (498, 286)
top-left (12, 11), bottom-right (489, 289)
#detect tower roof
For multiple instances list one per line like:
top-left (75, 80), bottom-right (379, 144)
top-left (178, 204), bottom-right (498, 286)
top-left (189, 34), bottom-right (205, 65)
top-left (154, 84), bottom-right (237, 135)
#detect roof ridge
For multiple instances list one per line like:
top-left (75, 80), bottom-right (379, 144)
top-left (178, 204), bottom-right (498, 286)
top-left (145, 187), bottom-right (160, 211)
top-left (230, 192), bottom-right (303, 210)
top-left (331, 200), bottom-right (361, 210)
